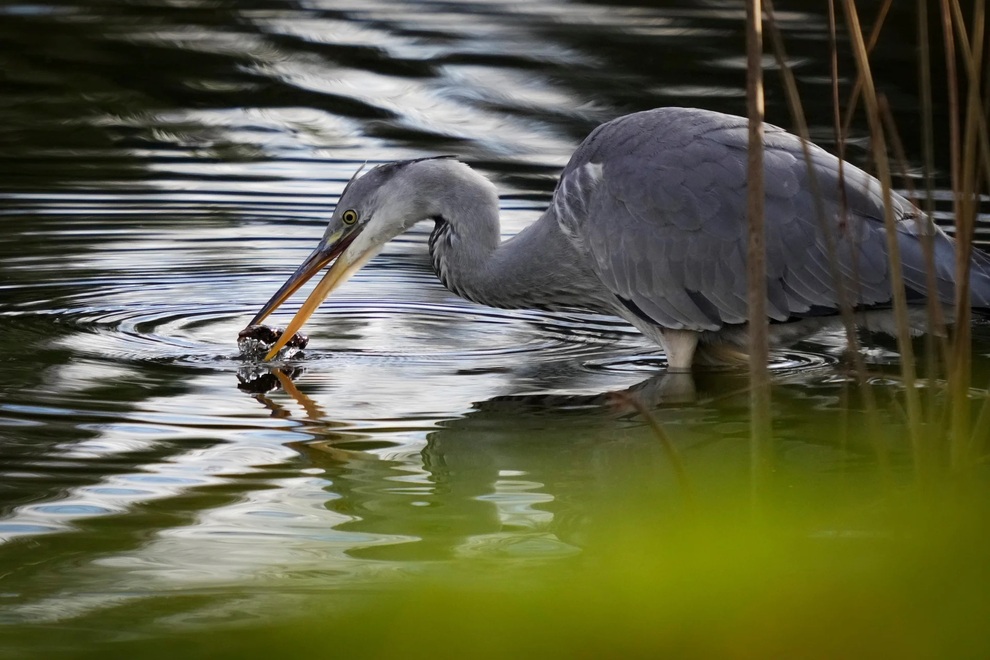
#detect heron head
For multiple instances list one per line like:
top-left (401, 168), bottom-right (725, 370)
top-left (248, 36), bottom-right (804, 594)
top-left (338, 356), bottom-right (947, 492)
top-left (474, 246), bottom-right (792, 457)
top-left (246, 156), bottom-right (463, 359)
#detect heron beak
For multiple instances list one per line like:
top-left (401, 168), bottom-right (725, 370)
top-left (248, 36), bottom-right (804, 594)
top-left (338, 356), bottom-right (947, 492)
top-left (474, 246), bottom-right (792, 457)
top-left (246, 229), bottom-right (376, 360)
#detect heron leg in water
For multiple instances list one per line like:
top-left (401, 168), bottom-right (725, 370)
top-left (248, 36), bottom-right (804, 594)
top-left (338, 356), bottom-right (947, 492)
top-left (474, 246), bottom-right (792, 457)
top-left (660, 329), bottom-right (699, 372)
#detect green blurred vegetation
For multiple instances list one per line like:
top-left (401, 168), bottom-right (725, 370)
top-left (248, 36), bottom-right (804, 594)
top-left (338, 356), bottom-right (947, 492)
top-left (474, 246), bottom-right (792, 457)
top-left (1, 0), bottom-right (988, 658)
top-left (5, 464), bottom-right (989, 660)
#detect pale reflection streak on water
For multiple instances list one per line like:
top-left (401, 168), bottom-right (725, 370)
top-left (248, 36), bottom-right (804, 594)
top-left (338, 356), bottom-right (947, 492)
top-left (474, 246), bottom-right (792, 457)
top-left (0, 0), bottom-right (987, 633)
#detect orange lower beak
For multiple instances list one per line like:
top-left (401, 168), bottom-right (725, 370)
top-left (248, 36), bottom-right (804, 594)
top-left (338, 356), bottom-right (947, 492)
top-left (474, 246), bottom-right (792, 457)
top-left (245, 233), bottom-right (362, 360)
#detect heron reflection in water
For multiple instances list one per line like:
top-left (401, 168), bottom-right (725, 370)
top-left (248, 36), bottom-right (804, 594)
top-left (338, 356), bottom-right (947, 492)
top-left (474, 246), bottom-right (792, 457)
top-left (246, 108), bottom-right (990, 370)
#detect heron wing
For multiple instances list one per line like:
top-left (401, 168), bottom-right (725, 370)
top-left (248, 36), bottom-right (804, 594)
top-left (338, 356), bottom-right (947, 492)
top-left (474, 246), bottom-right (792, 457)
top-left (554, 107), bottom-right (963, 331)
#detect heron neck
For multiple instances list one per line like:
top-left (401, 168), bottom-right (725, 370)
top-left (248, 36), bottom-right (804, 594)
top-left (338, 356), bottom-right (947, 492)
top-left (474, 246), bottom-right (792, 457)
top-left (429, 205), bottom-right (612, 313)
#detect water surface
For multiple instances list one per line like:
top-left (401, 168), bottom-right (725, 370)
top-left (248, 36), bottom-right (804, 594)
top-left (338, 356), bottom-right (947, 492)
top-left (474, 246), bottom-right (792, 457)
top-left (1, 0), bottom-right (989, 655)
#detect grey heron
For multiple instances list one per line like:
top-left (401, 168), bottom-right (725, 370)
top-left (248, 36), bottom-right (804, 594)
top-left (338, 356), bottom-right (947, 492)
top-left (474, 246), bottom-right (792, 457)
top-left (246, 107), bottom-right (990, 369)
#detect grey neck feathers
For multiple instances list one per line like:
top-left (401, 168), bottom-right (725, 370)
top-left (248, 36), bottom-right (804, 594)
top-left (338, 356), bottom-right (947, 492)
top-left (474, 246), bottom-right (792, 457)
top-left (427, 190), bottom-right (612, 313)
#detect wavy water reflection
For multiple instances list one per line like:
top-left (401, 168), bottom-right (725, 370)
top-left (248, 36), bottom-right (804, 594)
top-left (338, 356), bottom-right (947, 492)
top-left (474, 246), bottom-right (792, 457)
top-left (1, 0), bottom-right (989, 646)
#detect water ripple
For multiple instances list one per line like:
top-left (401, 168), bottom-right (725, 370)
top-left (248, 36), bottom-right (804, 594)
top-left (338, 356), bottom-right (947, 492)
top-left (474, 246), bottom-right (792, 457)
top-left (2, 0), bottom-right (987, 635)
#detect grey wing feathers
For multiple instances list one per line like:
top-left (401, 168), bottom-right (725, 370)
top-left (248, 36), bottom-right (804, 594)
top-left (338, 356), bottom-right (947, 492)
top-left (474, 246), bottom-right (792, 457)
top-left (555, 107), bottom-right (990, 331)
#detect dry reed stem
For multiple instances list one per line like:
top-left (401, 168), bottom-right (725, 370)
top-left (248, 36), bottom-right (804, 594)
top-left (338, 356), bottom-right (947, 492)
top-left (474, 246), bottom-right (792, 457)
top-left (838, 0), bottom-right (894, 142)
top-left (764, 0), bottom-right (887, 469)
top-left (745, 0), bottom-right (772, 492)
top-left (912, 0), bottom-right (951, 437)
top-left (840, 0), bottom-right (924, 456)
top-left (944, 0), bottom-right (971, 465)
top-left (960, 0), bottom-right (990, 452)
top-left (946, 0), bottom-right (990, 194)
top-left (948, 0), bottom-right (987, 464)
top-left (877, 94), bottom-right (953, 478)
top-left (877, 95), bottom-right (950, 367)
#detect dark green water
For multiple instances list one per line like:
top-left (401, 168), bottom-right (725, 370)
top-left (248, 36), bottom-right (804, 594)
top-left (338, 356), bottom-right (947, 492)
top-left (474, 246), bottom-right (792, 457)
top-left (1, 1), bottom-right (989, 657)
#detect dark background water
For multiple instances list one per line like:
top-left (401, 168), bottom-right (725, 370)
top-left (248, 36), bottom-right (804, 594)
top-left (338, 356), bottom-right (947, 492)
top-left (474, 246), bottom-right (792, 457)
top-left (0, 1), bottom-right (971, 193)
top-left (0, 0), bottom-right (988, 652)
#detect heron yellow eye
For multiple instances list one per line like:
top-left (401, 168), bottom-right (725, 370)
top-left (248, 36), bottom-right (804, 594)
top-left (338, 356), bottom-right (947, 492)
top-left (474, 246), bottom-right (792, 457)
top-left (341, 209), bottom-right (359, 225)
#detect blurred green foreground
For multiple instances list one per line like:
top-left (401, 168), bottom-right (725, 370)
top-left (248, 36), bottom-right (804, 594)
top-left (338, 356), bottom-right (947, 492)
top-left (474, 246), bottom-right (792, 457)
top-left (5, 440), bottom-right (989, 660)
